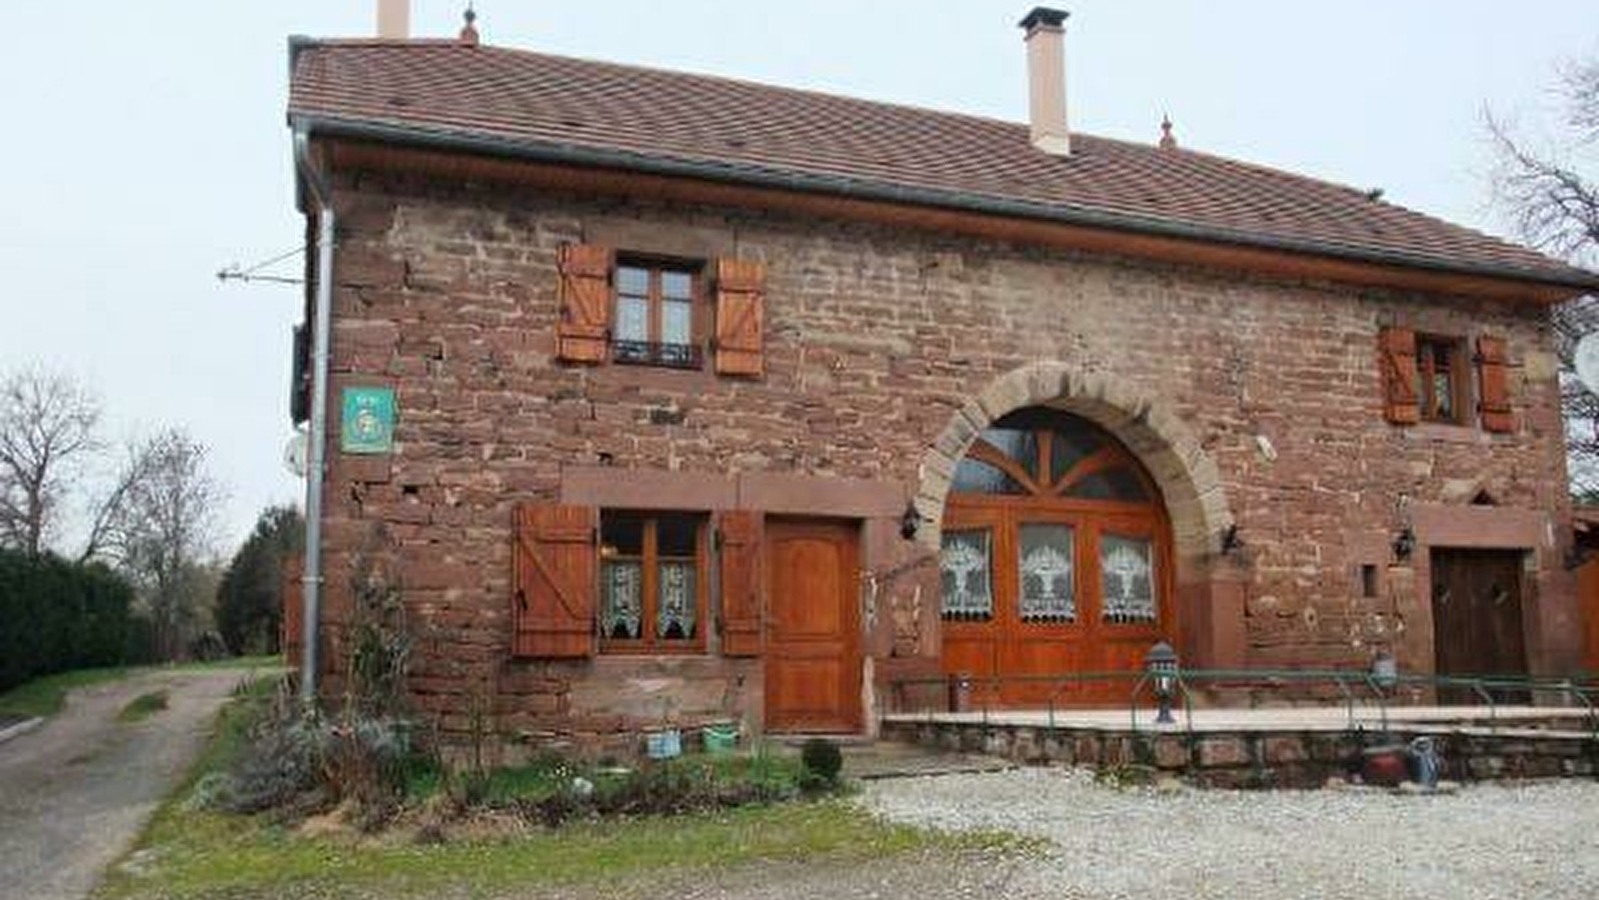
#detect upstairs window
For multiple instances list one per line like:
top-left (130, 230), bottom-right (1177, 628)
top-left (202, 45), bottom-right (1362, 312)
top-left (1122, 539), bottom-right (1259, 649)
top-left (555, 245), bottom-right (767, 377)
top-left (1415, 335), bottom-right (1465, 424)
top-left (1378, 327), bottom-right (1513, 433)
top-left (613, 261), bottom-right (702, 369)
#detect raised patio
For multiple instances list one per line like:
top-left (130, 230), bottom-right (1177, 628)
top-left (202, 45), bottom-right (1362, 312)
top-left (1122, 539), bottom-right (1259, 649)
top-left (880, 671), bottom-right (1599, 787)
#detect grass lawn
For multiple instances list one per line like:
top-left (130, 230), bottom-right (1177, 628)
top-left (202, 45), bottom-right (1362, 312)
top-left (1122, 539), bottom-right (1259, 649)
top-left (118, 690), bottom-right (170, 723)
top-left (174, 654), bottom-right (286, 672)
top-left (0, 655), bottom-right (286, 722)
top-left (0, 666), bottom-right (131, 720)
top-left (94, 681), bottom-right (1021, 900)
top-left (97, 797), bottom-right (979, 900)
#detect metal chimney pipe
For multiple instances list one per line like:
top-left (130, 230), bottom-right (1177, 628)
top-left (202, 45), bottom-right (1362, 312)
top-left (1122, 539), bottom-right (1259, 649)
top-left (1019, 7), bottom-right (1071, 155)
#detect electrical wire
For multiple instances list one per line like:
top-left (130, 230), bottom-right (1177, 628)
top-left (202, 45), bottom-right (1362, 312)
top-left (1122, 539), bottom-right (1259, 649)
top-left (217, 245), bottom-right (306, 286)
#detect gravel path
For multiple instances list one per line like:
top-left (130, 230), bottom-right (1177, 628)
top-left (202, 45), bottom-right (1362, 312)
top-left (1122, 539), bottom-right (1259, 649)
top-left (0, 668), bottom-right (251, 900)
top-left (863, 767), bottom-right (1599, 900)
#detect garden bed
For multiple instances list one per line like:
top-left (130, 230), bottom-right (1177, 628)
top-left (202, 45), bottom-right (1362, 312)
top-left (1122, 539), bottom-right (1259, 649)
top-left (94, 679), bottom-right (1018, 900)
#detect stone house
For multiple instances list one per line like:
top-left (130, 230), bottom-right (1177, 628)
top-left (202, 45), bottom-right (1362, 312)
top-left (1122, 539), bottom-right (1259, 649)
top-left (283, 6), bottom-right (1599, 747)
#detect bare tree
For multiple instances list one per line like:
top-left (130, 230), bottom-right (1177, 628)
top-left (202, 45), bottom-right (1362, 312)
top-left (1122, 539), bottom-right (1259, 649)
top-left (78, 438), bottom-right (163, 565)
top-left (0, 369), bottom-right (102, 555)
top-left (113, 428), bottom-right (225, 659)
top-left (1488, 59), bottom-right (1599, 497)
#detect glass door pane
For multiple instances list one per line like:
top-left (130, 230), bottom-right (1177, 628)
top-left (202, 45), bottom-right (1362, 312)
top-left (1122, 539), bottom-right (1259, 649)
top-left (1018, 523), bottom-right (1075, 622)
top-left (940, 529), bottom-right (994, 620)
top-left (1100, 534), bottom-right (1156, 623)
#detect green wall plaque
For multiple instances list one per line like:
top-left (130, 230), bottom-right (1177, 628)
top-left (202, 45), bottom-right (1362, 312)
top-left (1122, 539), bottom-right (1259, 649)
top-left (340, 386), bottom-right (396, 455)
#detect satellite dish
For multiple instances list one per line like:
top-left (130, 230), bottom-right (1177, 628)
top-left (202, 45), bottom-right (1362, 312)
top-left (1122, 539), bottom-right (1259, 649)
top-left (1577, 334), bottom-right (1599, 396)
top-left (283, 431), bottom-right (309, 479)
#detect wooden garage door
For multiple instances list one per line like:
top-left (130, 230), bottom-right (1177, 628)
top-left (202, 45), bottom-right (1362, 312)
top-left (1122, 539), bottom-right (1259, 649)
top-left (765, 519), bottom-right (862, 733)
top-left (940, 409), bottom-right (1174, 707)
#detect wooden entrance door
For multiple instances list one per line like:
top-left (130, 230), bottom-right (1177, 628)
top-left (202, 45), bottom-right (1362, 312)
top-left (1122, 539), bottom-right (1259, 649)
top-left (940, 409), bottom-right (1174, 707)
top-left (765, 519), bottom-right (862, 733)
top-left (1431, 549), bottom-right (1528, 702)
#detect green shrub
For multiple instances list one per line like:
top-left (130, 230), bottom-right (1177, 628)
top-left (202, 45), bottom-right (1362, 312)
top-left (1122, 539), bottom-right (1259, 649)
top-left (800, 738), bottom-right (844, 785)
top-left (0, 548), bottom-right (150, 694)
top-left (202, 539), bottom-right (420, 825)
top-left (495, 751), bottom-right (809, 826)
top-left (215, 713), bottom-right (421, 818)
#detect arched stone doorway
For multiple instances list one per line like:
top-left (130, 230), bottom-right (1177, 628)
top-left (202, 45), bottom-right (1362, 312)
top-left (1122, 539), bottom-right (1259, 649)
top-left (940, 407), bottom-right (1174, 705)
top-left (911, 362), bottom-right (1244, 697)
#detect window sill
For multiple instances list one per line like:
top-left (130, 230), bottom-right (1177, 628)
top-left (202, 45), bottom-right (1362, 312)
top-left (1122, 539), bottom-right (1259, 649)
top-left (597, 645), bottom-right (709, 657)
top-left (1404, 422), bottom-right (1489, 445)
top-left (587, 650), bottom-right (725, 667)
top-left (611, 341), bottom-right (704, 370)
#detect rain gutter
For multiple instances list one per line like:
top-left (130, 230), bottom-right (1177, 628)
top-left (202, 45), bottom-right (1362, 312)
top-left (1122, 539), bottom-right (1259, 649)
top-left (292, 125), bottom-right (334, 702)
top-left (287, 113), bottom-right (1599, 295)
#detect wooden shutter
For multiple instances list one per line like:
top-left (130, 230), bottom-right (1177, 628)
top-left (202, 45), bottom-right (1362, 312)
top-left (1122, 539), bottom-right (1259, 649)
top-left (717, 511), bottom-right (764, 656)
top-left (512, 504), bottom-right (598, 658)
top-left (1477, 335), bottom-right (1514, 433)
top-left (1378, 326), bottom-right (1419, 425)
top-left (714, 259), bottom-right (766, 376)
top-left (556, 244), bottom-right (613, 364)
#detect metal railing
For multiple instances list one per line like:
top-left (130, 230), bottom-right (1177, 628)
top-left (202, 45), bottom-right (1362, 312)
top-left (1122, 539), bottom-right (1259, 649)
top-left (885, 668), bottom-right (1599, 738)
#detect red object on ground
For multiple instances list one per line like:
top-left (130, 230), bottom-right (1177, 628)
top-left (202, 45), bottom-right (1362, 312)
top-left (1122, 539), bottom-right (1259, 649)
top-left (1362, 747), bottom-right (1409, 787)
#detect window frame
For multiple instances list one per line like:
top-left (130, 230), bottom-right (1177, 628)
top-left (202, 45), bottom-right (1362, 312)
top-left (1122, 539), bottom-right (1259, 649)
top-left (597, 511), bottom-right (709, 655)
top-left (611, 256), bottom-right (706, 370)
top-left (1414, 334), bottom-right (1468, 425)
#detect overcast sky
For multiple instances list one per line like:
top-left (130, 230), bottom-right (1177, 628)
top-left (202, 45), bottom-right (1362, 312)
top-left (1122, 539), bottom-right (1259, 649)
top-left (0, 1), bottom-right (1592, 555)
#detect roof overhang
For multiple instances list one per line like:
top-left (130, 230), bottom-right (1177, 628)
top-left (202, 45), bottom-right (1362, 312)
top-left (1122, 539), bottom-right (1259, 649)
top-left (288, 112), bottom-right (1599, 304)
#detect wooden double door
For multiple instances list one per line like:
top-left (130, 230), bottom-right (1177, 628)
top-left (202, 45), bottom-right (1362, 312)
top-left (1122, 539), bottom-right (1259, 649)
top-left (938, 409), bottom-right (1174, 707)
top-left (942, 501), bottom-right (1171, 706)
top-left (764, 519), bottom-right (862, 733)
top-left (1431, 548), bottom-right (1528, 702)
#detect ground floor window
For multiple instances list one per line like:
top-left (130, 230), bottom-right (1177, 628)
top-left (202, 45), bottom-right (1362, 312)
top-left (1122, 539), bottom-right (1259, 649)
top-left (599, 512), bottom-right (707, 653)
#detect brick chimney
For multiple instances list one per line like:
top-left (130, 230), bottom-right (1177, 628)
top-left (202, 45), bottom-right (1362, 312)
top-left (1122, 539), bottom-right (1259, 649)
top-left (1019, 7), bottom-right (1071, 155)
top-left (377, 0), bottom-right (410, 39)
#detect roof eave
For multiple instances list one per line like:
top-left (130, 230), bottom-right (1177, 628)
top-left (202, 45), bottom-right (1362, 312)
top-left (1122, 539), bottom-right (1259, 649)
top-left (287, 113), bottom-right (1599, 296)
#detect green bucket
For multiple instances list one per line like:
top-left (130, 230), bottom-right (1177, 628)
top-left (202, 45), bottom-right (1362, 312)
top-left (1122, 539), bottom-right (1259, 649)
top-left (702, 723), bottom-right (739, 754)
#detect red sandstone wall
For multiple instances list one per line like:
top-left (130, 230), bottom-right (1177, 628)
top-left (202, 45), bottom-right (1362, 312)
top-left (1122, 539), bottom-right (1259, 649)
top-left (309, 167), bottom-right (1576, 746)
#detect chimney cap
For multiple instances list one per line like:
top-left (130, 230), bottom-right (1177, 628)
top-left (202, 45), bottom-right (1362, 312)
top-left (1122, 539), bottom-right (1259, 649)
top-left (1018, 7), bottom-right (1070, 31)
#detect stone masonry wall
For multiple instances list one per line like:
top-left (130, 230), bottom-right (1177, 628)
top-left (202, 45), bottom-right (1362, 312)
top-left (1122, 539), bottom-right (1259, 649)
top-left (310, 163), bottom-right (1575, 749)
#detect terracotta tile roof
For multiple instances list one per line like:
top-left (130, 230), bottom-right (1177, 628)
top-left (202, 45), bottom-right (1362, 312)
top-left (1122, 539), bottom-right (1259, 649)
top-left (288, 39), bottom-right (1599, 290)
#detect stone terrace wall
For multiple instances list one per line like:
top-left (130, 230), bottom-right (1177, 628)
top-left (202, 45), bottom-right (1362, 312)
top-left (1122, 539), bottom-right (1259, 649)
top-left (882, 718), bottom-right (1599, 788)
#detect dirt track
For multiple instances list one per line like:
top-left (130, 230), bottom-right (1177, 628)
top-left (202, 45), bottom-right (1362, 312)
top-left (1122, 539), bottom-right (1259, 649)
top-left (0, 668), bottom-right (248, 900)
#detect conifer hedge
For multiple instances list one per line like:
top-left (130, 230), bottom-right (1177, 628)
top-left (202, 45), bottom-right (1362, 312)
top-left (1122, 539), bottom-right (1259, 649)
top-left (0, 548), bottom-right (151, 693)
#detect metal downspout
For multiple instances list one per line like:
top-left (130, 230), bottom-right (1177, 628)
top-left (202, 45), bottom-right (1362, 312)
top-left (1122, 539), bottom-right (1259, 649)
top-left (293, 126), bottom-right (334, 703)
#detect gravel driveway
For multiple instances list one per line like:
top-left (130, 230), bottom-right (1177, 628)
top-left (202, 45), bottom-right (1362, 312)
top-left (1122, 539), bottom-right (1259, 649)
top-left (863, 767), bottom-right (1599, 900)
top-left (0, 667), bottom-right (252, 900)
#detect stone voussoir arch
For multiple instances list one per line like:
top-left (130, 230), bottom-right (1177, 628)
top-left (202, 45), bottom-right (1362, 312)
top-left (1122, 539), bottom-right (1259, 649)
top-left (913, 361), bottom-right (1233, 570)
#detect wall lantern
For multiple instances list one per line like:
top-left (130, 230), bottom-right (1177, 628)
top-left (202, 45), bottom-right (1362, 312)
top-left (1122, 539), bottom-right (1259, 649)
top-left (1144, 641), bottom-right (1179, 725)
top-left (1392, 526), bottom-right (1416, 562)
top-left (900, 502), bottom-right (924, 541)
top-left (1221, 523), bottom-right (1243, 556)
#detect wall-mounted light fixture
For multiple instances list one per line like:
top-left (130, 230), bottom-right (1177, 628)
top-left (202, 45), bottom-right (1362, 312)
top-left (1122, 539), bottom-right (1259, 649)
top-left (1392, 526), bottom-right (1417, 562)
top-left (1221, 523), bottom-right (1243, 556)
top-left (900, 503), bottom-right (924, 541)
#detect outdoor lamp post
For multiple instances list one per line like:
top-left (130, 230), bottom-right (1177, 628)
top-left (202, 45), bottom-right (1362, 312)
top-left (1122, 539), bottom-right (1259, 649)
top-left (1145, 641), bottom-right (1179, 725)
